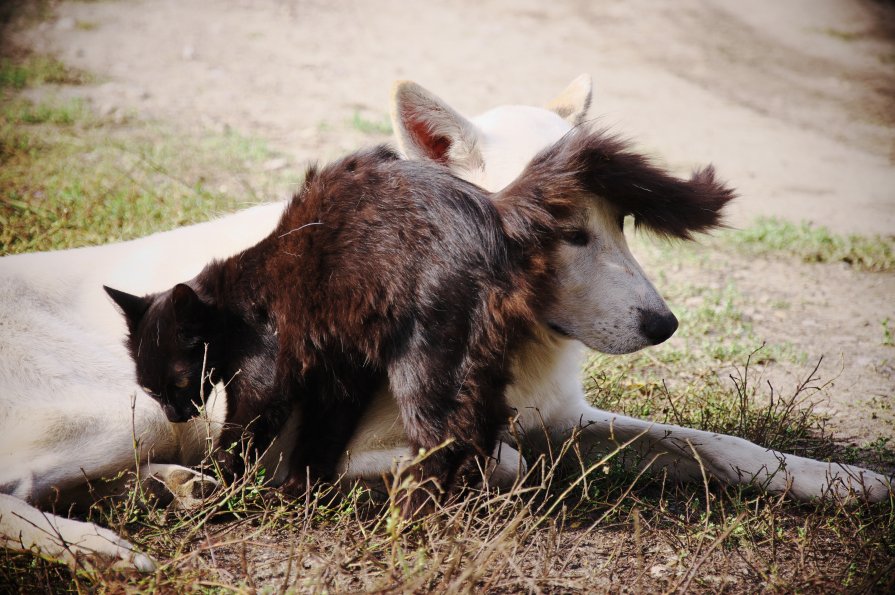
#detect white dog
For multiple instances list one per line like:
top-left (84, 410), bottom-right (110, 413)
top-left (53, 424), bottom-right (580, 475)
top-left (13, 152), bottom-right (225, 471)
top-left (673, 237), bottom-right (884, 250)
top-left (1, 76), bottom-right (890, 571)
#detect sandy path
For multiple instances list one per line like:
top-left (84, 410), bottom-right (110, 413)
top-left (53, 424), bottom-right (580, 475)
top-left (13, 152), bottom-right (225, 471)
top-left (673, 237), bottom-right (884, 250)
top-left (10, 0), bottom-right (895, 442)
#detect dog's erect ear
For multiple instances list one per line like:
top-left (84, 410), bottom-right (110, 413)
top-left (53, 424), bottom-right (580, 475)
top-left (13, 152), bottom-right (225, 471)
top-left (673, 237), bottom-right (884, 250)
top-left (546, 74), bottom-right (592, 126)
top-left (104, 285), bottom-right (151, 332)
top-left (390, 80), bottom-right (481, 168)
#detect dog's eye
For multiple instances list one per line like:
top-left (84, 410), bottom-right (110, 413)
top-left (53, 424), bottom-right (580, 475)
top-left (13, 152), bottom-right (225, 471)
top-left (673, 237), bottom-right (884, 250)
top-left (142, 386), bottom-right (159, 397)
top-left (173, 377), bottom-right (190, 389)
top-left (564, 229), bottom-right (590, 246)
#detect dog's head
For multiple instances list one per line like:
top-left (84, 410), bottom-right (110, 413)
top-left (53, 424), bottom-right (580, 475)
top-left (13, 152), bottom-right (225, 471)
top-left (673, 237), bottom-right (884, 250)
top-left (501, 129), bottom-right (734, 353)
top-left (104, 284), bottom-right (223, 423)
top-left (391, 76), bottom-right (733, 354)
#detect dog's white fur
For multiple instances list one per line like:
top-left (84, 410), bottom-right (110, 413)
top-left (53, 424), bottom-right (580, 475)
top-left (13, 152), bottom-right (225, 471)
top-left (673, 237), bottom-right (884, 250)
top-left (1, 76), bottom-right (890, 571)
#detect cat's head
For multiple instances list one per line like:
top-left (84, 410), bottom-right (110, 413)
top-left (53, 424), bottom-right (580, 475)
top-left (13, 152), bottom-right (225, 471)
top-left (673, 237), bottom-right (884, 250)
top-left (104, 283), bottom-right (222, 423)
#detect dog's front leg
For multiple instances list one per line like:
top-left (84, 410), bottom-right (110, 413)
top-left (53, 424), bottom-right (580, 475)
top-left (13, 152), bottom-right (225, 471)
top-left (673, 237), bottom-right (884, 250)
top-left (543, 401), bottom-right (893, 502)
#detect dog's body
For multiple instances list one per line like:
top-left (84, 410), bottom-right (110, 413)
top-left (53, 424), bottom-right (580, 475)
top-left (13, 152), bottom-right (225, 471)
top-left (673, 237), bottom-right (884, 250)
top-left (1, 77), bottom-right (891, 570)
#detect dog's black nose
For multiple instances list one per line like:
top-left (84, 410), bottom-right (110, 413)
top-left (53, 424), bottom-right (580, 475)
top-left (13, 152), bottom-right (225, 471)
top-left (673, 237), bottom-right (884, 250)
top-left (639, 309), bottom-right (678, 345)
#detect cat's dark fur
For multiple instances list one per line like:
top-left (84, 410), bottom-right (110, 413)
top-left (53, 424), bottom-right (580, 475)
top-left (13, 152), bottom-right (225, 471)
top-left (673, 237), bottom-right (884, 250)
top-left (105, 129), bottom-right (734, 506)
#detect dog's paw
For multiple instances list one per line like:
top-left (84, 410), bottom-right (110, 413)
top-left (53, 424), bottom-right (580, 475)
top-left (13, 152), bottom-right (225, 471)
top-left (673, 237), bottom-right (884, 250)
top-left (165, 469), bottom-right (219, 510)
top-left (142, 464), bottom-right (219, 511)
top-left (1, 494), bottom-right (157, 572)
top-left (49, 522), bottom-right (157, 572)
top-left (59, 521), bottom-right (157, 572)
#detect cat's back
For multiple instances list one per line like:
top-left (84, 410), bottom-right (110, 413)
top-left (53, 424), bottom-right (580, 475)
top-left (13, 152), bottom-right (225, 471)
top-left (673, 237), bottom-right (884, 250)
top-left (260, 146), bottom-right (509, 349)
top-left (273, 145), bottom-right (503, 268)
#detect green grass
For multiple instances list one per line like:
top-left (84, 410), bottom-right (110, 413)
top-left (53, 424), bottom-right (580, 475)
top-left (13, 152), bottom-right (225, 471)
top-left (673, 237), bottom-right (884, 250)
top-left (0, 96), bottom-right (297, 255)
top-left (349, 110), bottom-right (393, 135)
top-left (1, 95), bottom-right (89, 124)
top-left (883, 318), bottom-right (894, 346)
top-left (75, 19), bottom-right (99, 31)
top-left (655, 281), bottom-right (795, 365)
top-left (0, 53), bottom-right (93, 89)
top-left (723, 216), bottom-right (895, 272)
top-left (585, 350), bottom-right (836, 461)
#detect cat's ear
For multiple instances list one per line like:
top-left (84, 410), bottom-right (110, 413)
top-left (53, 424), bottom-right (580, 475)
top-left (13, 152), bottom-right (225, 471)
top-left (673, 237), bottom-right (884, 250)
top-left (172, 283), bottom-right (208, 324)
top-left (171, 283), bottom-right (216, 339)
top-left (104, 285), bottom-right (151, 333)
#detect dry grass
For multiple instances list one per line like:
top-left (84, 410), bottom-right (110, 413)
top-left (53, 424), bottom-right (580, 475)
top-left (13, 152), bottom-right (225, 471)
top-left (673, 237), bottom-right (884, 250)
top-left (2, 358), bottom-right (893, 593)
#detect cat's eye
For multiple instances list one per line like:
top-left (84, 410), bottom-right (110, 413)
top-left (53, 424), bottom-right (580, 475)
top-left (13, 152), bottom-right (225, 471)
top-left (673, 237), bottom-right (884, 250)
top-left (174, 377), bottom-right (189, 389)
top-left (564, 229), bottom-right (590, 246)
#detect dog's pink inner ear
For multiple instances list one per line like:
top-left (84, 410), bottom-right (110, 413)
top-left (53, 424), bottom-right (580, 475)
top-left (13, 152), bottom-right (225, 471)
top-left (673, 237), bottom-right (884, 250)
top-left (404, 111), bottom-right (451, 164)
